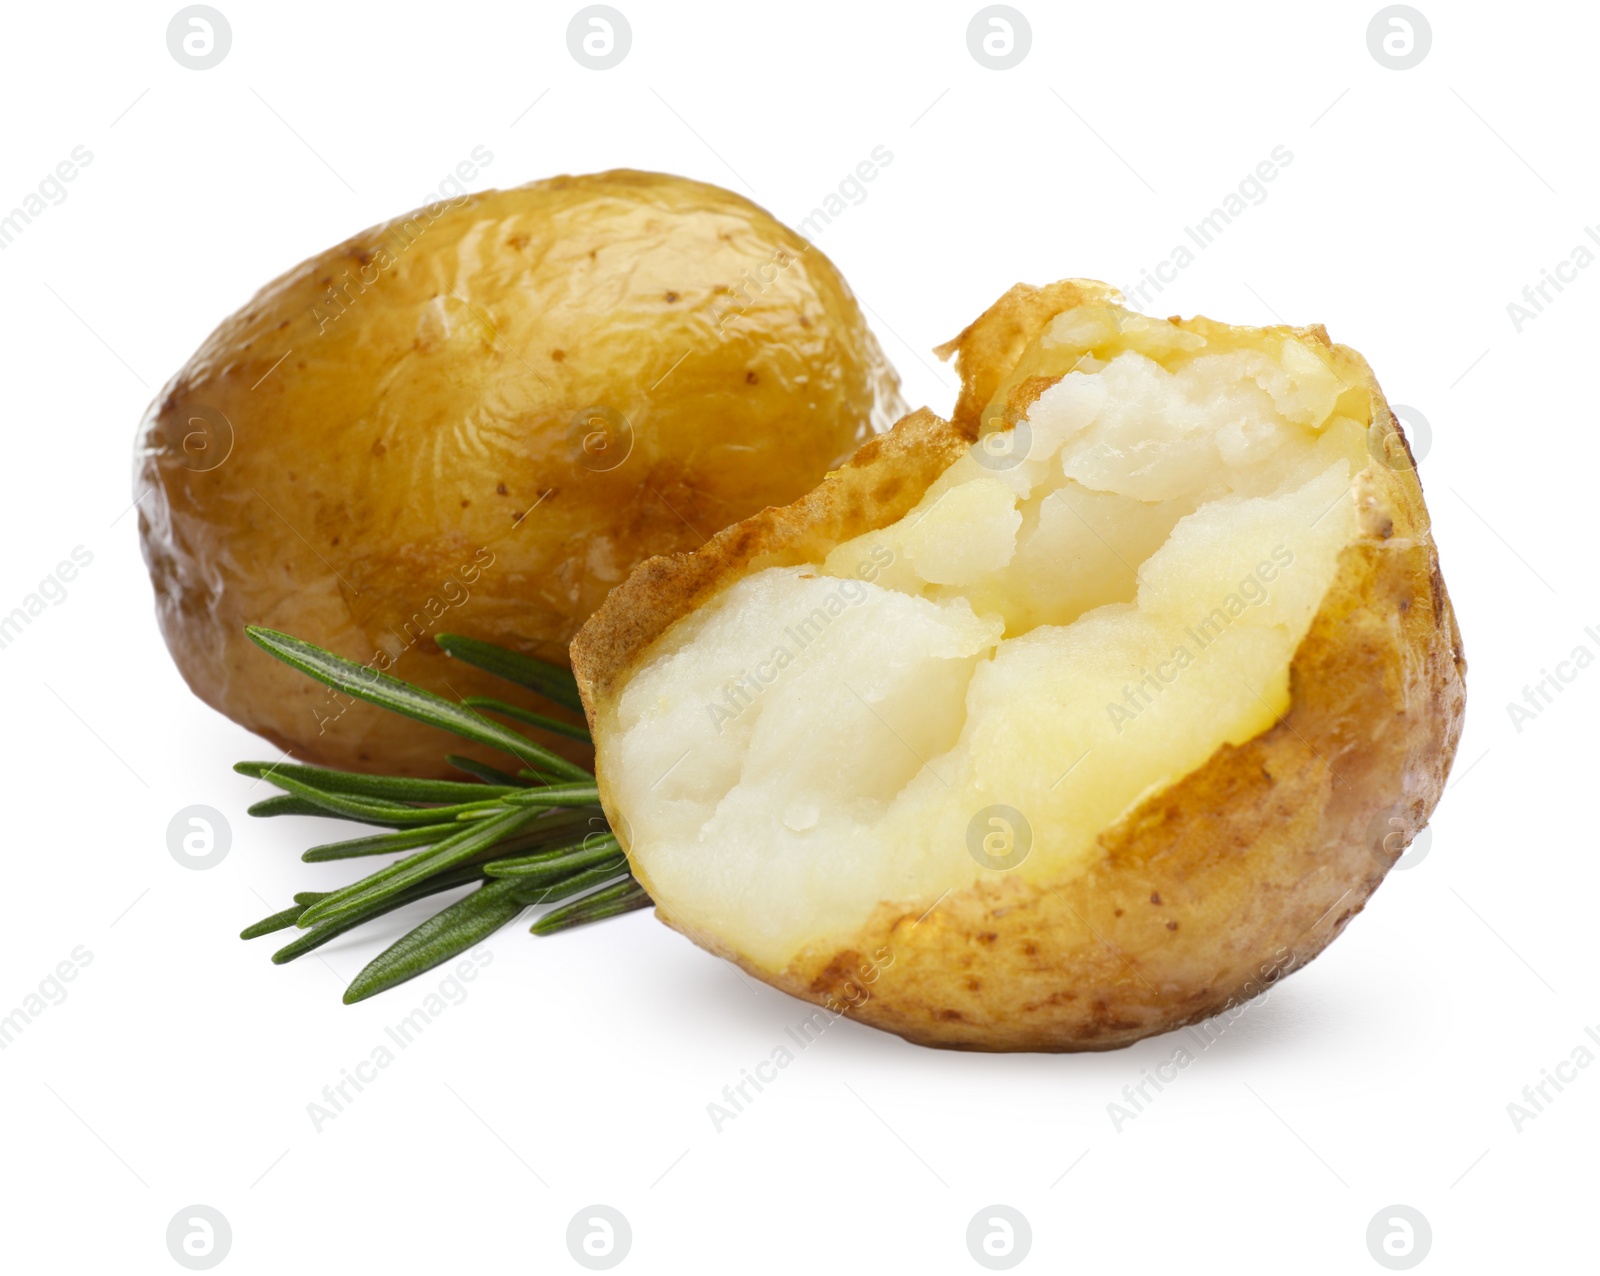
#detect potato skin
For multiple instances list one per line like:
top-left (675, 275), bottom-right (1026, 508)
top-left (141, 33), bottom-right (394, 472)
top-left (138, 170), bottom-right (902, 775)
top-left (573, 284), bottom-right (1466, 1052)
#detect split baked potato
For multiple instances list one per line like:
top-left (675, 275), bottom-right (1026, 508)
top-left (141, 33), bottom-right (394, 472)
top-left (137, 170), bottom-right (902, 776)
top-left (572, 279), bottom-right (1466, 1052)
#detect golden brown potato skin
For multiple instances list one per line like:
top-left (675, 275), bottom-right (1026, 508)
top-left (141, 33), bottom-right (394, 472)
top-left (573, 284), bottom-right (1466, 1052)
top-left (138, 170), bottom-right (903, 775)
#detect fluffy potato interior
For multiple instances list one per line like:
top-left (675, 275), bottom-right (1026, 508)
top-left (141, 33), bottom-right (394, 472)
top-left (601, 304), bottom-right (1374, 970)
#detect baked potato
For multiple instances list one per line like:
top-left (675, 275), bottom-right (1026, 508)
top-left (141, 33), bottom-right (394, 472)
top-left (571, 279), bottom-right (1466, 1051)
top-left (138, 170), bottom-right (902, 776)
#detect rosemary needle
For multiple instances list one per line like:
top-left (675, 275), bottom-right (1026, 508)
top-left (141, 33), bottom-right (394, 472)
top-left (483, 834), bottom-right (622, 881)
top-left (446, 755), bottom-right (528, 788)
top-left (462, 695), bottom-right (592, 742)
top-left (271, 865), bottom-right (490, 966)
top-left (532, 878), bottom-right (652, 936)
top-left (239, 630), bottom-right (649, 1002)
top-left (301, 824), bottom-right (455, 864)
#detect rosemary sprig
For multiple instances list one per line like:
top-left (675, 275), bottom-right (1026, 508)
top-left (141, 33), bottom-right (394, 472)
top-left (238, 629), bottom-right (649, 1002)
top-left (245, 628), bottom-right (591, 782)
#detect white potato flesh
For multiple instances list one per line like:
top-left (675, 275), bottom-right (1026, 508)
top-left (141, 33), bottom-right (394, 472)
top-left (599, 330), bottom-right (1368, 970)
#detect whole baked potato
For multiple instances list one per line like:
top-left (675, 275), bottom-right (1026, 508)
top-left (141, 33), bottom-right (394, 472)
top-left (138, 170), bottom-right (902, 776)
top-left (572, 280), bottom-right (1466, 1051)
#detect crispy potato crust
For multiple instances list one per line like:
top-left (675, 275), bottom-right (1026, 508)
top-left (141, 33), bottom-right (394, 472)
top-left (571, 407), bottom-right (971, 709)
top-left (573, 286), bottom-right (1466, 1052)
top-left (933, 278), bottom-right (1121, 435)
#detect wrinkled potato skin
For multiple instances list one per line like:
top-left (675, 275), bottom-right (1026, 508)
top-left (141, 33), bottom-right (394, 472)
top-left (574, 282), bottom-right (1466, 1052)
top-left (139, 170), bottom-right (902, 775)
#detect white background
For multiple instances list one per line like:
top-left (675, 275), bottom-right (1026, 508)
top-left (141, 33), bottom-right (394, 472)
top-left (1, 1), bottom-right (1594, 1271)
